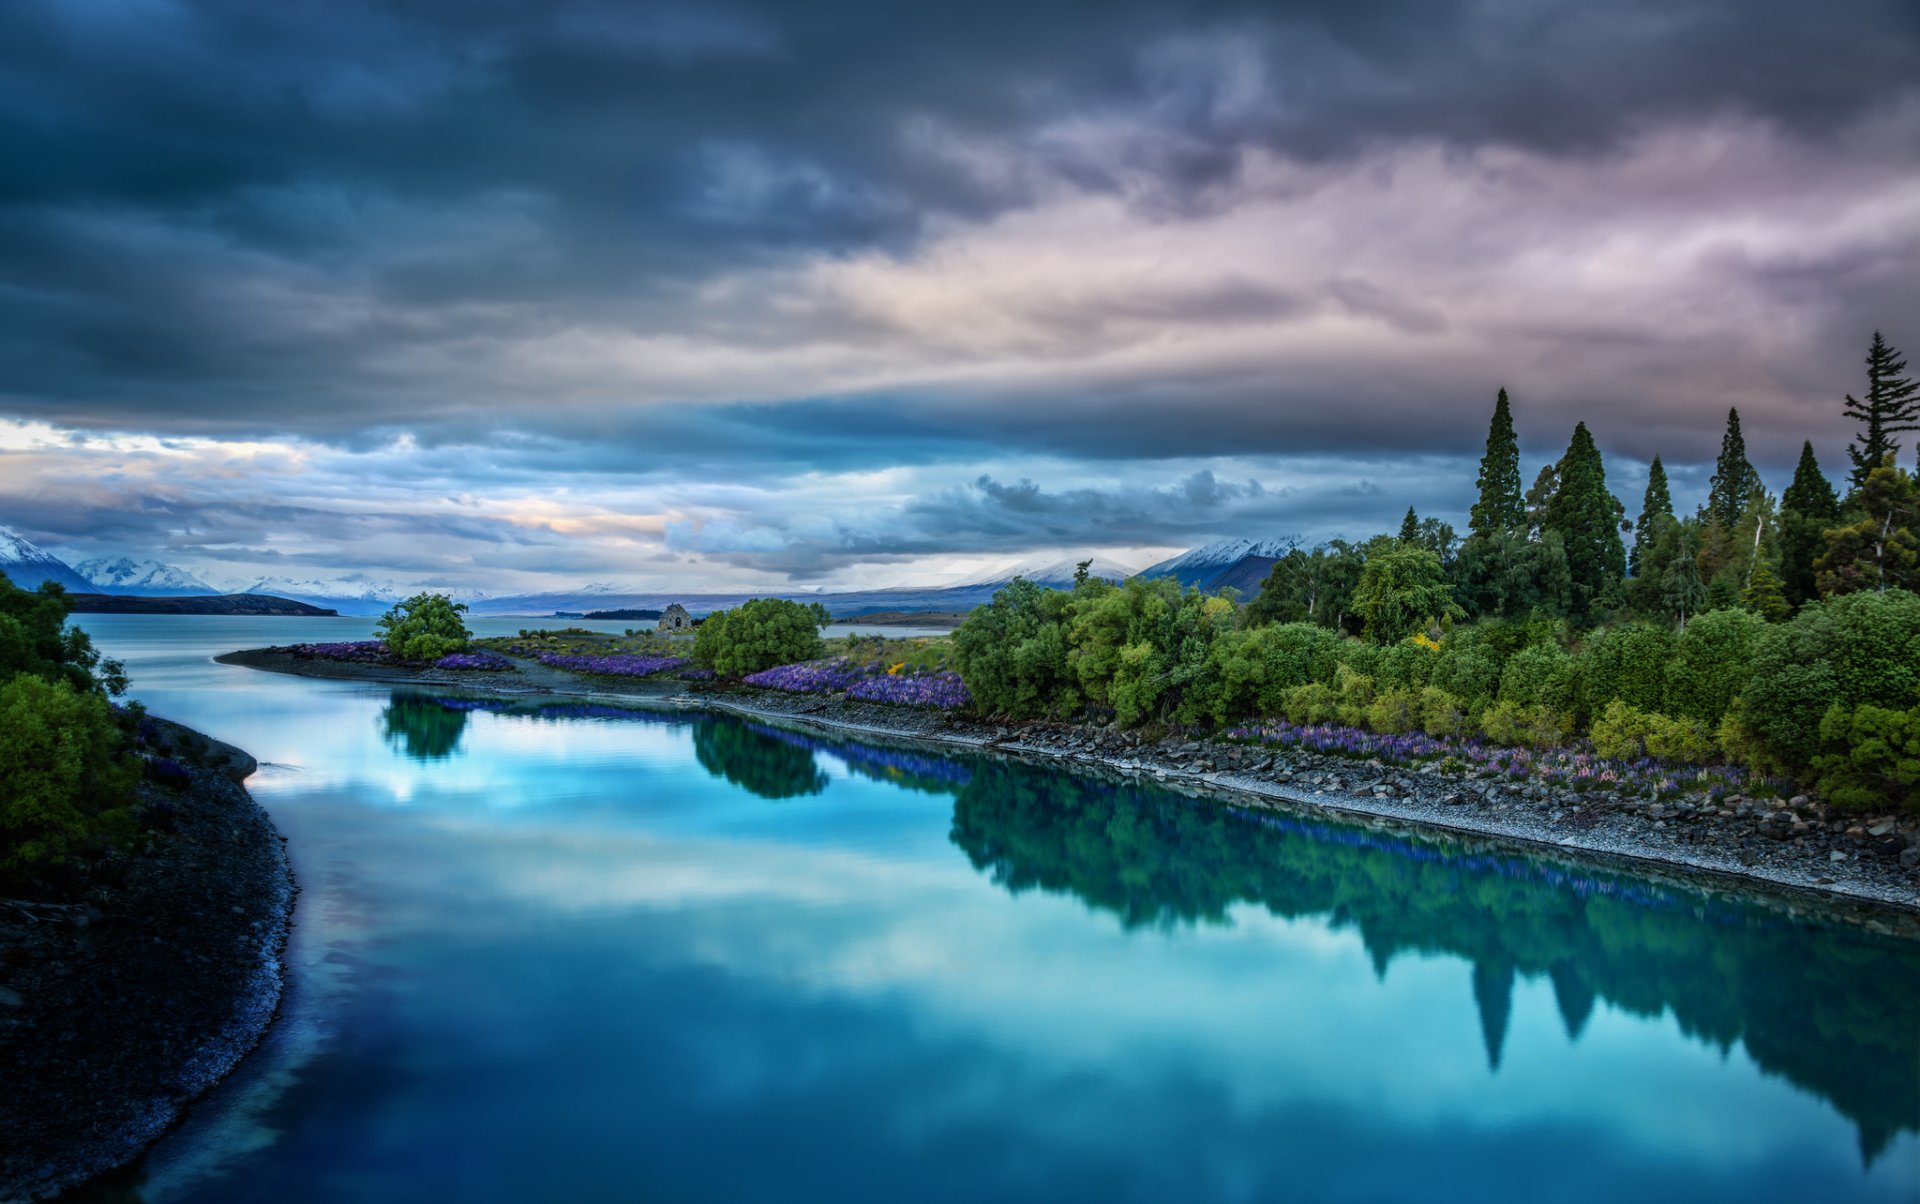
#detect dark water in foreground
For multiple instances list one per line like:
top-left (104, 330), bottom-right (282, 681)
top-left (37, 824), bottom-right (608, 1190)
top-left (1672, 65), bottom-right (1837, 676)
top-left (63, 616), bottom-right (1920, 1202)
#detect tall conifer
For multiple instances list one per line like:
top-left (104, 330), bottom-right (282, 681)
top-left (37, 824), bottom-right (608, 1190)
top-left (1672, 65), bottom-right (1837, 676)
top-left (1544, 422), bottom-right (1626, 620)
top-left (1630, 456), bottom-right (1672, 576)
top-left (1707, 408), bottom-right (1761, 529)
top-left (1779, 441), bottom-right (1839, 607)
top-left (1399, 507), bottom-right (1420, 543)
top-left (1845, 332), bottom-right (1919, 490)
top-left (1469, 388), bottom-right (1524, 540)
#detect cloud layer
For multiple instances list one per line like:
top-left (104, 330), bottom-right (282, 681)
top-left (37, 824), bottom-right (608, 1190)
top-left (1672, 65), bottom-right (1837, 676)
top-left (0, 0), bottom-right (1915, 586)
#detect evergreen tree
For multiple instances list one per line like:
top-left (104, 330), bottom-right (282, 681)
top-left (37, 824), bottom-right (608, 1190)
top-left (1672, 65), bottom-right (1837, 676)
top-left (1741, 558), bottom-right (1790, 622)
top-left (1544, 423), bottom-right (1627, 621)
top-left (1525, 462), bottom-right (1559, 540)
top-left (1630, 456), bottom-right (1672, 577)
top-left (1469, 388), bottom-right (1524, 540)
top-left (1844, 331), bottom-right (1919, 490)
top-left (1706, 408), bottom-right (1762, 529)
top-left (1661, 526), bottom-right (1707, 628)
top-left (1779, 441), bottom-right (1839, 607)
top-left (1399, 506), bottom-right (1420, 544)
top-left (1817, 458), bottom-right (1920, 595)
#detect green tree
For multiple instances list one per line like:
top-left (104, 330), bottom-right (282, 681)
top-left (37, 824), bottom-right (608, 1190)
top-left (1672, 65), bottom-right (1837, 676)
top-left (1469, 388), bottom-right (1525, 540)
top-left (1816, 460), bottom-right (1920, 596)
top-left (1707, 407), bottom-right (1763, 530)
top-left (1544, 423), bottom-right (1627, 622)
top-left (1630, 456), bottom-right (1672, 578)
top-left (1660, 525), bottom-right (1708, 628)
top-left (951, 578), bottom-right (1081, 718)
top-left (1350, 542), bottom-right (1464, 644)
top-left (0, 572), bottom-right (125, 695)
top-left (0, 674), bottom-right (137, 883)
top-left (1246, 543), bottom-right (1365, 631)
top-left (1742, 557), bottom-right (1791, 622)
top-left (379, 694), bottom-right (469, 761)
top-left (377, 592), bottom-right (471, 661)
top-left (693, 597), bottom-right (830, 677)
top-left (1845, 331), bottom-right (1919, 490)
top-left (1780, 441), bottom-right (1840, 607)
top-left (1398, 506), bottom-right (1420, 544)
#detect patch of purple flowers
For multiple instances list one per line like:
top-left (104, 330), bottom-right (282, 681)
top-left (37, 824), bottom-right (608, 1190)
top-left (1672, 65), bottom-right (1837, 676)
top-left (533, 652), bottom-right (688, 678)
top-left (292, 640), bottom-right (390, 663)
top-left (433, 650), bottom-right (513, 671)
top-left (742, 657), bottom-right (872, 693)
top-left (677, 667), bottom-right (716, 681)
top-left (143, 755), bottom-right (192, 790)
top-left (847, 670), bottom-right (971, 710)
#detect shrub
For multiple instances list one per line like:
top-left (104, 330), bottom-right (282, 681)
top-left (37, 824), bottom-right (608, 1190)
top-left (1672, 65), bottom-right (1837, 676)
top-left (1366, 687), bottom-right (1421, 734)
top-left (1576, 622), bottom-right (1674, 715)
top-left (1480, 701), bottom-right (1567, 749)
top-left (0, 674), bottom-right (137, 881)
top-left (1417, 686), bottom-right (1467, 738)
top-left (1284, 681), bottom-right (1340, 724)
top-left (377, 593), bottom-right (471, 661)
top-left (695, 598), bottom-right (830, 678)
top-left (1812, 704), bottom-right (1920, 811)
top-left (1589, 700), bottom-right (1718, 763)
top-left (1665, 607), bottom-right (1765, 725)
top-left (1497, 644), bottom-right (1579, 717)
top-left (1430, 646), bottom-right (1499, 715)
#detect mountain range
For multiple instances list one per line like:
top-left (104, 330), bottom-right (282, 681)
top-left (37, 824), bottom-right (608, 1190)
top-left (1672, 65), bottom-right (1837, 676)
top-left (3, 526), bottom-right (1287, 617)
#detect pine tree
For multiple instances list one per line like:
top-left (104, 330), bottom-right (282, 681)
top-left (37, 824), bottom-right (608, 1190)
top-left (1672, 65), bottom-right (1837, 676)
top-left (1525, 462), bottom-right (1559, 540)
top-left (1399, 506), bottom-right (1420, 543)
top-left (1779, 441), bottom-right (1839, 607)
top-left (1544, 422), bottom-right (1627, 621)
top-left (1707, 408), bottom-right (1762, 529)
top-left (1741, 558), bottom-right (1790, 622)
top-left (1844, 331), bottom-right (1919, 490)
top-left (1469, 388), bottom-right (1524, 540)
top-left (1630, 456), bottom-right (1672, 577)
top-left (1817, 458), bottom-right (1920, 595)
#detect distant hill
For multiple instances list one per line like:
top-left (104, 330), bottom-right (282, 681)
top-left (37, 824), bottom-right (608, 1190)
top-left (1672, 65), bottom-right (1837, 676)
top-left (469, 556), bottom-right (1139, 618)
top-left (76, 556), bottom-right (215, 595)
top-left (64, 593), bottom-right (340, 616)
top-left (1140, 538), bottom-right (1294, 593)
top-left (0, 525), bottom-right (95, 592)
top-left (581, 608), bottom-right (663, 621)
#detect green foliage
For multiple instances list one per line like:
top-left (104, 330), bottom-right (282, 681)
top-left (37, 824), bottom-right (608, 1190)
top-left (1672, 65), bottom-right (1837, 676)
top-left (1470, 388), bottom-right (1525, 540)
top-left (1741, 558), bottom-right (1791, 622)
top-left (1576, 622), bottom-right (1674, 715)
top-left (1479, 701), bottom-right (1567, 748)
top-left (1707, 407), bottom-right (1763, 530)
top-left (1817, 459), bottom-right (1920, 596)
top-left (1813, 704), bottom-right (1920, 811)
top-left (1496, 644), bottom-right (1579, 717)
top-left (1630, 456), bottom-right (1673, 578)
top-left (0, 674), bottom-right (137, 881)
top-left (380, 694), bottom-right (468, 761)
top-left (1844, 331), bottom-right (1919, 491)
top-left (1544, 422), bottom-right (1628, 621)
top-left (0, 572), bottom-right (125, 695)
top-left (1246, 543), bottom-right (1365, 631)
top-left (1350, 542), bottom-right (1462, 644)
top-left (1665, 607), bottom-right (1765, 726)
top-left (691, 718), bottom-right (829, 800)
top-left (377, 592), bottom-right (471, 661)
top-left (694, 597), bottom-right (830, 678)
top-left (951, 578), bottom-right (1081, 718)
top-left (1590, 700), bottom-right (1718, 764)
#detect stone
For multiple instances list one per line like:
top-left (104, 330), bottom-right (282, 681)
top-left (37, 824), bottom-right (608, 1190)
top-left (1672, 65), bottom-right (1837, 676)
top-left (1830, 850), bottom-right (1849, 863)
top-left (1901, 848), bottom-right (1920, 868)
top-left (1869, 821), bottom-right (1896, 838)
top-left (0, 986), bottom-right (21, 1008)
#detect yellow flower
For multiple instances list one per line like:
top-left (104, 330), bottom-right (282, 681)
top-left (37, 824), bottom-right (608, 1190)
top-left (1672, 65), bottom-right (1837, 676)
top-left (1410, 632), bottom-right (1442, 652)
top-left (888, 662), bottom-right (905, 675)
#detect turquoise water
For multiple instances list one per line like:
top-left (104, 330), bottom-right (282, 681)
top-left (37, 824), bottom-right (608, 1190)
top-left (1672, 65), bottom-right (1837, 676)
top-left (63, 616), bottom-right (1920, 1202)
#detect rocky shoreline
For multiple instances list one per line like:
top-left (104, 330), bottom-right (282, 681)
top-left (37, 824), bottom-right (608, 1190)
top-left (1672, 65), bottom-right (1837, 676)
top-left (218, 646), bottom-right (1920, 922)
top-left (0, 720), bottom-right (293, 1203)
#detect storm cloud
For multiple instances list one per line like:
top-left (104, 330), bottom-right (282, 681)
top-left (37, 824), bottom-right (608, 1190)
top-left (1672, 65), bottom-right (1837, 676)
top-left (0, 0), bottom-right (1914, 587)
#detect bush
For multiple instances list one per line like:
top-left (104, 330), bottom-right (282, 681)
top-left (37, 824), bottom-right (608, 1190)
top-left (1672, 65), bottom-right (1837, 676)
top-left (1366, 687), bottom-right (1421, 734)
top-left (1589, 700), bottom-right (1718, 763)
top-left (377, 593), bottom-right (471, 661)
top-left (1665, 608), bottom-right (1765, 725)
top-left (1480, 701), bottom-right (1567, 748)
top-left (1497, 644), bottom-right (1579, 718)
top-left (694, 598), bottom-right (831, 679)
top-left (0, 674), bottom-right (137, 881)
top-left (1812, 704), bottom-right (1920, 811)
top-left (1284, 680), bottom-right (1340, 724)
top-left (1577, 622), bottom-right (1674, 715)
top-left (1417, 686), bottom-right (1467, 738)
top-left (952, 579), bottom-right (1079, 718)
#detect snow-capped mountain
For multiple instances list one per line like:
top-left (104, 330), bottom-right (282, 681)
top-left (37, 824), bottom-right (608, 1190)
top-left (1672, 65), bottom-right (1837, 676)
top-left (952, 555), bottom-right (1139, 590)
top-left (234, 577), bottom-right (491, 616)
top-left (1138, 537), bottom-right (1296, 594)
top-left (77, 557), bottom-right (215, 595)
top-left (0, 525), bottom-right (95, 592)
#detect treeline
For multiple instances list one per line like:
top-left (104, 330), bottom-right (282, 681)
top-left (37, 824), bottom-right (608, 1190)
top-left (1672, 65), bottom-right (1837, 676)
top-left (0, 573), bottom-right (140, 888)
top-left (952, 332), bottom-right (1920, 810)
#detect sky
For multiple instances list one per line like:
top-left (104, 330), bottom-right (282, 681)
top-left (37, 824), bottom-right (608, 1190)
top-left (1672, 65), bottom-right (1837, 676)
top-left (0, 0), bottom-right (1915, 594)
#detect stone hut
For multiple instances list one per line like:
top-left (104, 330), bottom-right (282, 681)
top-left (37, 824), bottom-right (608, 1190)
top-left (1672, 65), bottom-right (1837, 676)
top-left (658, 603), bottom-right (693, 633)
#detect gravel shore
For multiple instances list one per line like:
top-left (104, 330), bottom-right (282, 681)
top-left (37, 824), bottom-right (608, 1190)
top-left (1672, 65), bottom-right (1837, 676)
top-left (0, 721), bottom-right (293, 1203)
top-left (219, 645), bottom-right (1920, 925)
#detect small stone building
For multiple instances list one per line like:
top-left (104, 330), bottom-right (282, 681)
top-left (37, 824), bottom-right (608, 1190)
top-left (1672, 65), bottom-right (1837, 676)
top-left (658, 603), bottom-right (693, 633)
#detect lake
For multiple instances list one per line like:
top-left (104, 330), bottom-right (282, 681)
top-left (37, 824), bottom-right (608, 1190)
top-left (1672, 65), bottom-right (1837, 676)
top-left (61, 615), bottom-right (1920, 1202)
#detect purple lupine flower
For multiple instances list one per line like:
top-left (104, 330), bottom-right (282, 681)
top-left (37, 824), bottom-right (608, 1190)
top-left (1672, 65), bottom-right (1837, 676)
top-left (533, 652), bottom-right (688, 677)
top-left (434, 650), bottom-right (514, 671)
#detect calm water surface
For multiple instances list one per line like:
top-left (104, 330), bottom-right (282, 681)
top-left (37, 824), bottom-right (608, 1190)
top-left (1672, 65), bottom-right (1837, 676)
top-left (62, 615), bottom-right (1920, 1202)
